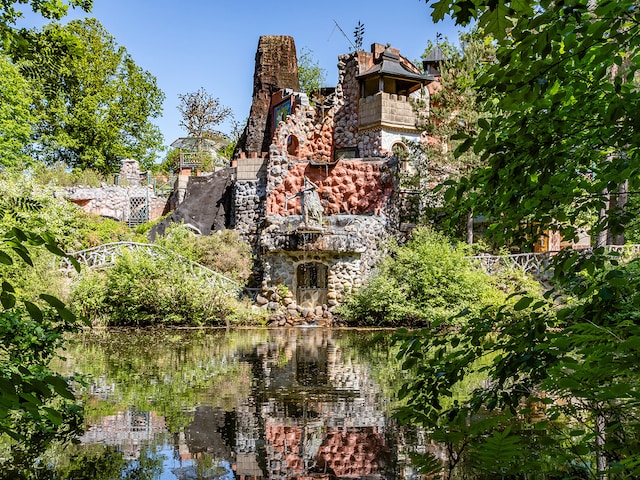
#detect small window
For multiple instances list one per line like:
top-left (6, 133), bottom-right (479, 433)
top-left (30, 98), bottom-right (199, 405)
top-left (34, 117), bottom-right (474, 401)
top-left (287, 135), bottom-right (299, 156)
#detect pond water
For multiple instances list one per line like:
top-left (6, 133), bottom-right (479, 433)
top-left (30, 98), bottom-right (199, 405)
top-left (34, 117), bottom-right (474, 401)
top-left (48, 328), bottom-right (428, 479)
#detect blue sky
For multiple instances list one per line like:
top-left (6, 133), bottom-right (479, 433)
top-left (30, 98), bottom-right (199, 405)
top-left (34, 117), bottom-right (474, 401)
top-left (17, 0), bottom-right (465, 156)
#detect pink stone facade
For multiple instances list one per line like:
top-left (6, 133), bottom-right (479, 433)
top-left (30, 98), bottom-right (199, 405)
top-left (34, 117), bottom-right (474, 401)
top-left (266, 159), bottom-right (393, 217)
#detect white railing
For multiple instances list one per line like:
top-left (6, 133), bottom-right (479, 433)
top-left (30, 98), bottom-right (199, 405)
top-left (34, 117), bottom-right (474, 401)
top-left (64, 242), bottom-right (241, 294)
top-left (467, 251), bottom-right (554, 275)
top-left (467, 244), bottom-right (640, 276)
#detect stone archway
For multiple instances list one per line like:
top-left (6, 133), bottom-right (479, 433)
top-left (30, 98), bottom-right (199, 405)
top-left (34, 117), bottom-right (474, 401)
top-left (295, 261), bottom-right (328, 308)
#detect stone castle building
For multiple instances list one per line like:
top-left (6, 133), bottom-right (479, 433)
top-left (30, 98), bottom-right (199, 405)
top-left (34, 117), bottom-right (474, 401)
top-left (228, 35), bottom-right (442, 319)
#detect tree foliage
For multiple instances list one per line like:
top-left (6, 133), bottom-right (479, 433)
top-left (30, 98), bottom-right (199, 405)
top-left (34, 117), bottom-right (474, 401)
top-left (392, 0), bottom-right (640, 476)
top-left (407, 32), bottom-right (495, 240)
top-left (0, 0), bottom-right (92, 46)
top-left (177, 88), bottom-right (231, 144)
top-left (0, 54), bottom-right (33, 168)
top-left (297, 47), bottom-right (326, 97)
top-left (14, 18), bottom-right (164, 174)
top-left (437, 0), bottom-right (639, 248)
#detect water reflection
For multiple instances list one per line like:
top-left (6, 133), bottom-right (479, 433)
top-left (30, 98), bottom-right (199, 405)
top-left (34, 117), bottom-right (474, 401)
top-left (52, 328), bottom-right (420, 479)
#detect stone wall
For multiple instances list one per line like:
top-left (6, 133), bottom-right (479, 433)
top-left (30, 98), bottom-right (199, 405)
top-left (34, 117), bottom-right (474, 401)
top-left (233, 180), bottom-right (265, 239)
top-left (65, 185), bottom-right (167, 223)
top-left (333, 53), bottom-right (360, 151)
top-left (259, 215), bottom-right (389, 314)
top-left (357, 129), bottom-right (384, 157)
top-left (271, 103), bottom-right (335, 163)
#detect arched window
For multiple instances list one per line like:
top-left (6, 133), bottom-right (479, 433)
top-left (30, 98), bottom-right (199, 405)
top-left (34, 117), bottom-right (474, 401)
top-left (392, 142), bottom-right (415, 175)
top-left (287, 135), bottom-right (299, 157)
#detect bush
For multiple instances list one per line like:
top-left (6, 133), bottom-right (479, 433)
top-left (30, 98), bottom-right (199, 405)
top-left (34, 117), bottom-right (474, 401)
top-left (339, 228), bottom-right (533, 327)
top-left (154, 224), bottom-right (253, 283)
top-left (187, 230), bottom-right (253, 283)
top-left (70, 248), bottom-right (255, 327)
top-left (30, 162), bottom-right (108, 188)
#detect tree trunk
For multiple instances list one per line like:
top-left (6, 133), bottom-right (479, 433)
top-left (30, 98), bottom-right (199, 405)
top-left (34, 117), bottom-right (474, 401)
top-left (466, 210), bottom-right (474, 245)
top-left (596, 412), bottom-right (608, 480)
top-left (613, 179), bottom-right (628, 246)
top-left (596, 188), bottom-right (610, 248)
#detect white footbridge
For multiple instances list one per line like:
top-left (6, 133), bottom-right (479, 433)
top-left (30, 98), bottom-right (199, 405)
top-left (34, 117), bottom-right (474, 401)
top-left (64, 242), bottom-right (241, 295)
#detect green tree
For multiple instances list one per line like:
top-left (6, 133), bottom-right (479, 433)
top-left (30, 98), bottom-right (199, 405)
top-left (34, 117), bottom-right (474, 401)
top-left (393, 0), bottom-right (640, 477)
top-left (297, 47), bottom-right (326, 97)
top-left (0, 55), bottom-right (33, 168)
top-left (409, 31), bottom-right (495, 243)
top-left (0, 0), bottom-right (92, 46)
top-left (17, 18), bottom-right (164, 174)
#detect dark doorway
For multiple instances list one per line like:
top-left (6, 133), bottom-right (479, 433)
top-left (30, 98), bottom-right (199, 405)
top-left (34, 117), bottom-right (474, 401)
top-left (296, 262), bottom-right (328, 308)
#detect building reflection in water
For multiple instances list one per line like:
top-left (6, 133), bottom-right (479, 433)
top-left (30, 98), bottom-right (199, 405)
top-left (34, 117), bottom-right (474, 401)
top-left (77, 329), bottom-right (427, 478)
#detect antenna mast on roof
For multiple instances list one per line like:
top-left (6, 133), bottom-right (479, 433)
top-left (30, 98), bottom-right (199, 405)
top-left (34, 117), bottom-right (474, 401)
top-left (332, 20), bottom-right (355, 50)
top-left (353, 21), bottom-right (365, 50)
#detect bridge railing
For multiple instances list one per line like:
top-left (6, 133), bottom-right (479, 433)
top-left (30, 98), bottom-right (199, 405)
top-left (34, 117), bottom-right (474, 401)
top-left (467, 244), bottom-right (640, 277)
top-left (64, 242), bottom-right (241, 295)
top-left (467, 251), bottom-right (555, 275)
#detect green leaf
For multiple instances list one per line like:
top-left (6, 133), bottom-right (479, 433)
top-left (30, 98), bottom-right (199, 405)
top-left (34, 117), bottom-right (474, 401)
top-left (430, 0), bottom-right (453, 22)
top-left (45, 242), bottom-right (66, 257)
top-left (1, 292), bottom-right (16, 309)
top-left (513, 296), bottom-right (533, 311)
top-left (24, 301), bottom-right (43, 322)
top-left (0, 251), bottom-right (13, 265)
top-left (0, 377), bottom-right (18, 403)
top-left (482, 4), bottom-right (513, 40)
top-left (574, 444), bottom-right (590, 456)
top-left (40, 294), bottom-right (76, 322)
top-left (19, 391), bottom-right (43, 406)
top-left (10, 245), bottom-right (33, 266)
top-left (43, 407), bottom-right (63, 425)
top-left (39, 294), bottom-right (66, 310)
top-left (44, 375), bottom-right (75, 401)
top-left (9, 227), bottom-right (28, 241)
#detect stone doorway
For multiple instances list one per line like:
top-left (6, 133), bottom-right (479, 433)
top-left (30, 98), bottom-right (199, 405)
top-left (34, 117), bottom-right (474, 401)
top-left (296, 262), bottom-right (328, 308)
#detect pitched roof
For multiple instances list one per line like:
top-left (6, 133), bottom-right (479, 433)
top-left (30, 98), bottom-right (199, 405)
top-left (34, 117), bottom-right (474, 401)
top-left (423, 45), bottom-right (447, 63)
top-left (357, 48), bottom-right (428, 82)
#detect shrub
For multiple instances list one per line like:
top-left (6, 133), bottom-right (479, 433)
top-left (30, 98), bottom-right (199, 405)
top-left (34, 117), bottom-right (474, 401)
top-left (187, 230), bottom-right (253, 283)
top-left (154, 224), bottom-right (253, 283)
top-left (70, 248), bottom-right (255, 327)
top-left (30, 162), bottom-right (108, 188)
top-left (339, 228), bottom-right (534, 327)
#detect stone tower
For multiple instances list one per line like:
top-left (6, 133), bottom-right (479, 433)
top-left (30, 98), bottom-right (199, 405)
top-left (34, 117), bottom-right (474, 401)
top-left (235, 36), bottom-right (300, 157)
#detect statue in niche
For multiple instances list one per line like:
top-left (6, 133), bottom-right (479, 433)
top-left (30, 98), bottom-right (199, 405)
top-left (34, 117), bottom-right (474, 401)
top-left (299, 177), bottom-right (324, 228)
top-left (285, 176), bottom-right (324, 229)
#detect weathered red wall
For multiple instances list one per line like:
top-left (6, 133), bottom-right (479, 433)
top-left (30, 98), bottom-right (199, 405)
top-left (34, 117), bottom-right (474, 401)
top-left (267, 159), bottom-right (393, 216)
